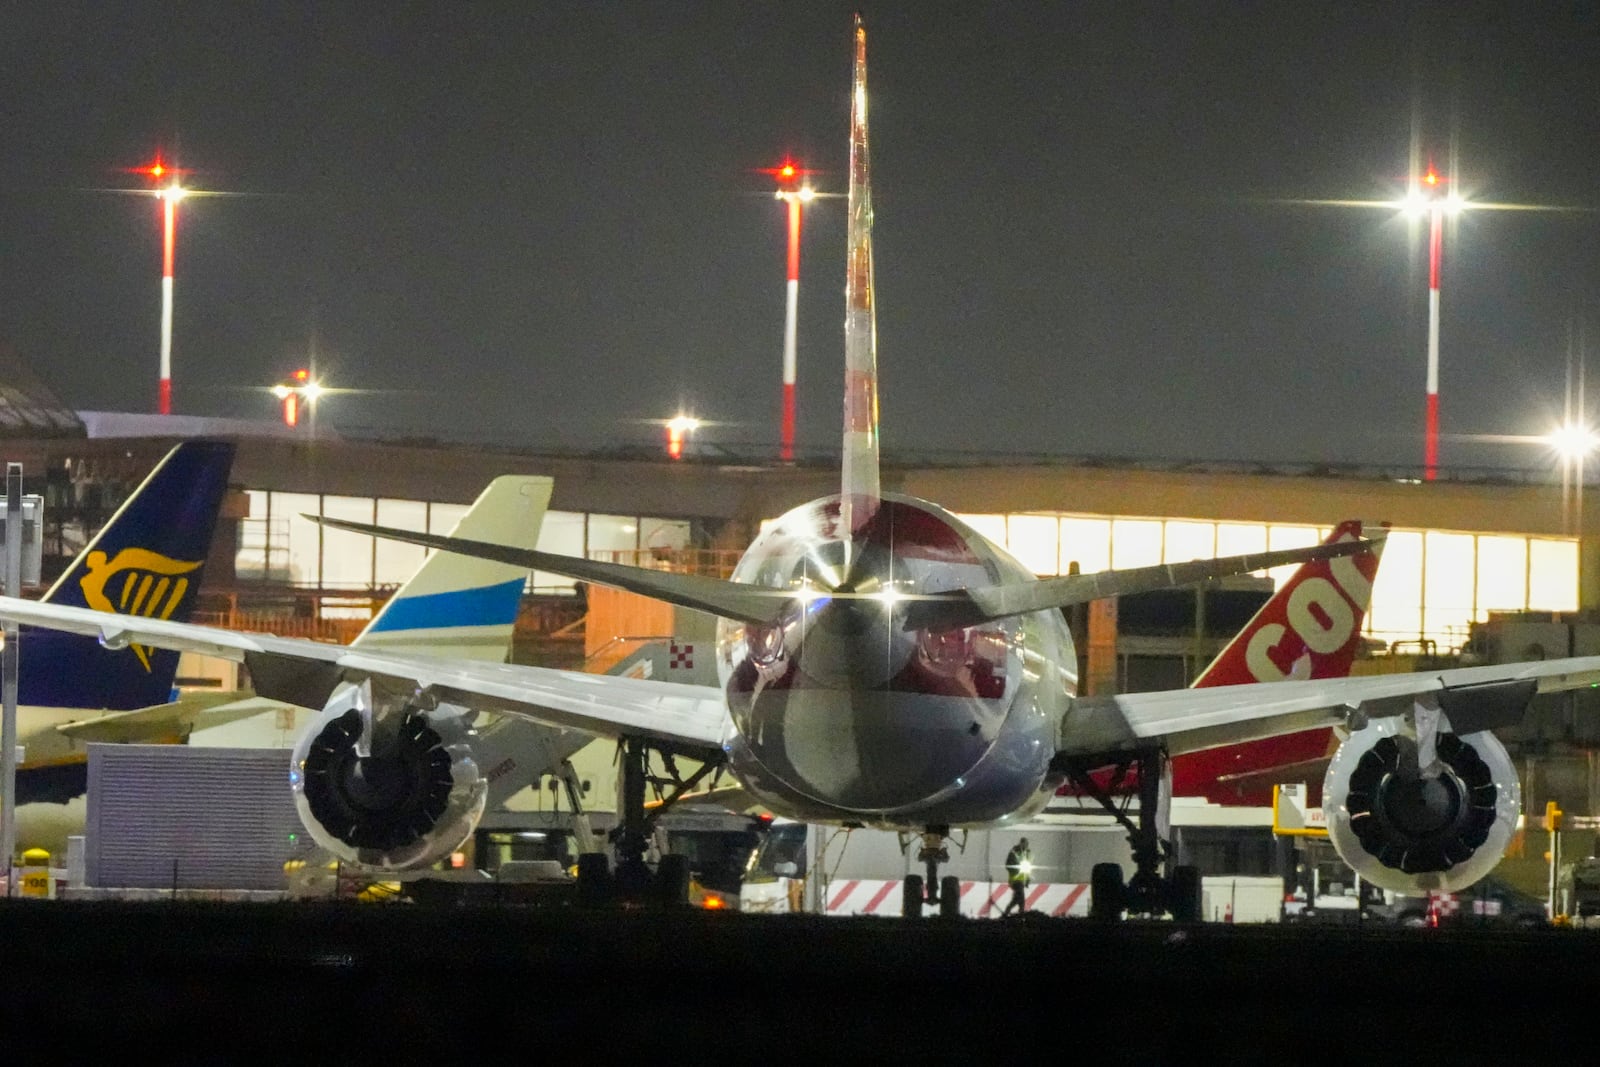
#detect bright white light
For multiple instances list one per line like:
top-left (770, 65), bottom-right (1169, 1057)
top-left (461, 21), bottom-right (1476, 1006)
top-left (1445, 192), bottom-right (1468, 216)
top-left (301, 381), bottom-right (324, 402)
top-left (1546, 421), bottom-right (1600, 461)
top-left (667, 415), bottom-right (700, 433)
top-left (876, 586), bottom-right (903, 607)
top-left (159, 181), bottom-right (188, 203)
top-left (797, 186), bottom-right (816, 203)
top-left (271, 384), bottom-right (291, 399)
top-left (1400, 187), bottom-right (1429, 218)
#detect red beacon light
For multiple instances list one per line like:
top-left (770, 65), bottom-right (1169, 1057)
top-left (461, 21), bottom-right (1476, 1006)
top-left (272, 368), bottom-right (321, 428)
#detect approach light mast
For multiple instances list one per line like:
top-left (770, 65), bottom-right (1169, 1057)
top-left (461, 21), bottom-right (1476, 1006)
top-left (137, 157), bottom-right (190, 415)
top-left (1404, 165), bottom-right (1465, 481)
top-left (764, 160), bottom-right (817, 463)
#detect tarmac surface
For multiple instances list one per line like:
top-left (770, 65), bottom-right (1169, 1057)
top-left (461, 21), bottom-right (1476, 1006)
top-left (0, 898), bottom-right (1591, 1060)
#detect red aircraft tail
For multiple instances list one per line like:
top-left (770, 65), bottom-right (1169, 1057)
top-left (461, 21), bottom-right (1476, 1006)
top-left (1171, 519), bottom-right (1387, 804)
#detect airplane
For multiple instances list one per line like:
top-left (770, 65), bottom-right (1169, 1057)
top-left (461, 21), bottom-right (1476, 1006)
top-left (33, 474), bottom-right (592, 864)
top-left (5, 440), bottom-right (235, 851)
top-left (0, 18), bottom-right (1588, 921)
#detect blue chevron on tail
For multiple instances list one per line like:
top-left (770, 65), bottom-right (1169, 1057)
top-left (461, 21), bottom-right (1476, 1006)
top-left (19, 440), bottom-right (235, 710)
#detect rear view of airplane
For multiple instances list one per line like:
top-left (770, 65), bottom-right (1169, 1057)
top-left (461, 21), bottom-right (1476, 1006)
top-left (0, 19), bottom-right (1585, 922)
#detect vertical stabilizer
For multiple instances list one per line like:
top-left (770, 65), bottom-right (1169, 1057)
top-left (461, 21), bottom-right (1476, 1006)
top-left (1173, 519), bottom-right (1388, 804)
top-left (1190, 519), bottom-right (1386, 688)
top-left (840, 14), bottom-right (881, 540)
top-left (353, 476), bottom-right (552, 660)
top-left (24, 440), bottom-right (236, 710)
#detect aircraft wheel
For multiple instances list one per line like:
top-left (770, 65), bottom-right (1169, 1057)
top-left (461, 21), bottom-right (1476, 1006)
top-left (576, 852), bottom-right (611, 909)
top-left (655, 854), bottom-right (691, 907)
top-left (902, 874), bottom-right (925, 918)
top-left (1090, 862), bottom-right (1125, 921)
top-left (1169, 864), bottom-right (1203, 922)
top-left (939, 875), bottom-right (962, 918)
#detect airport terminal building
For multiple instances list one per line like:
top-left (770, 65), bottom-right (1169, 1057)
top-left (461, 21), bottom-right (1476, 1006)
top-left (9, 385), bottom-right (1600, 889)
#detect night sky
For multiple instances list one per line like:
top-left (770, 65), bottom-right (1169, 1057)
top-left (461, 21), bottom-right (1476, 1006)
top-left (3, 3), bottom-right (1599, 471)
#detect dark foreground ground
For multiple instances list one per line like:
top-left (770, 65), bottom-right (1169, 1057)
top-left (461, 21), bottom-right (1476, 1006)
top-left (0, 899), bottom-right (1590, 1060)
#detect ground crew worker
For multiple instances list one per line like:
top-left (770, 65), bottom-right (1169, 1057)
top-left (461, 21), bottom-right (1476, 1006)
top-left (1002, 837), bottom-right (1032, 917)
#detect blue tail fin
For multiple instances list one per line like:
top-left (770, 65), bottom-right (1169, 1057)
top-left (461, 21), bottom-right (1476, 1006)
top-left (21, 440), bottom-right (236, 710)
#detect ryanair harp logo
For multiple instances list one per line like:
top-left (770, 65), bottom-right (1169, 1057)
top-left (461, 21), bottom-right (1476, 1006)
top-left (79, 548), bottom-right (202, 671)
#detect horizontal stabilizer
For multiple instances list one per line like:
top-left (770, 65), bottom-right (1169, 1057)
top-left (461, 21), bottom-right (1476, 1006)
top-left (907, 536), bottom-right (1384, 631)
top-left (55, 691), bottom-right (282, 743)
top-left (310, 516), bottom-right (788, 624)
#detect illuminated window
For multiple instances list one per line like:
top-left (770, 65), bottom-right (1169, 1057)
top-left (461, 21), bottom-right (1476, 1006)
top-left (235, 490), bottom-right (279, 581)
top-left (270, 492), bottom-right (321, 587)
top-left (1111, 519), bottom-right (1162, 570)
top-left (1163, 521), bottom-right (1216, 563)
top-left (374, 499), bottom-right (428, 586)
top-left (1007, 514), bottom-right (1060, 576)
top-left (590, 514), bottom-right (640, 559)
top-left (1369, 530), bottom-right (1423, 644)
top-left (1215, 523), bottom-right (1267, 561)
top-left (642, 519), bottom-right (691, 553)
top-left (1266, 525), bottom-right (1319, 589)
top-left (428, 502), bottom-right (468, 536)
top-left (1529, 539), bottom-right (1579, 612)
top-left (321, 495), bottom-right (376, 589)
top-left (956, 514), bottom-right (1008, 551)
top-left (534, 511), bottom-right (585, 594)
top-left (1423, 532), bottom-right (1476, 650)
top-left (1059, 517), bottom-right (1111, 575)
top-left (1475, 536), bottom-right (1527, 615)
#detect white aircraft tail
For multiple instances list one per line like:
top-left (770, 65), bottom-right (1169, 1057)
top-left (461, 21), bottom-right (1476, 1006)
top-left (840, 15), bottom-right (881, 544)
top-left (352, 476), bottom-right (552, 660)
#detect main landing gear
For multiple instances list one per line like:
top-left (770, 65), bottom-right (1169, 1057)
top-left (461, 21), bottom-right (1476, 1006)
top-left (574, 734), bottom-right (723, 909)
top-left (901, 826), bottom-right (964, 919)
top-left (1054, 746), bottom-right (1203, 923)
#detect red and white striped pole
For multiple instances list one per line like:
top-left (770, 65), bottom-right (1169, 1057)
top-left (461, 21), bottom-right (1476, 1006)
top-left (1424, 201), bottom-right (1442, 480)
top-left (781, 190), bottom-right (802, 462)
top-left (767, 160), bottom-right (815, 463)
top-left (158, 185), bottom-right (179, 415)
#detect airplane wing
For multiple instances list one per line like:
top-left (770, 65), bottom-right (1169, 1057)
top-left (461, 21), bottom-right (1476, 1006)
top-left (55, 691), bottom-right (281, 743)
top-left (1061, 658), bottom-right (1600, 758)
top-left (0, 596), bottom-right (730, 754)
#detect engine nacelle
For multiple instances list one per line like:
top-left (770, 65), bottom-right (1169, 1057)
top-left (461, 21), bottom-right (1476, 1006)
top-left (289, 680), bottom-right (487, 870)
top-left (1324, 711), bottom-right (1521, 895)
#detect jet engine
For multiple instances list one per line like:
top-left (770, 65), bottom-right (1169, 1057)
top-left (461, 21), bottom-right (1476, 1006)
top-left (1324, 707), bottom-right (1521, 895)
top-left (289, 679), bottom-right (487, 870)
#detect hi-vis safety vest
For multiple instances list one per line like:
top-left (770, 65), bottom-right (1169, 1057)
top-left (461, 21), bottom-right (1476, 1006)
top-left (1007, 851), bottom-right (1030, 885)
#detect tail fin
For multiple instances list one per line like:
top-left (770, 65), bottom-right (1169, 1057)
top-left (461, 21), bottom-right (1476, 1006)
top-left (23, 440), bottom-right (236, 710)
top-left (352, 476), bottom-right (552, 660)
top-left (1190, 519), bottom-right (1387, 687)
top-left (1173, 519), bottom-right (1387, 804)
top-left (840, 15), bottom-right (881, 543)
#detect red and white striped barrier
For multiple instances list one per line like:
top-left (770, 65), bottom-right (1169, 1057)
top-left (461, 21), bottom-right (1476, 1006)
top-left (824, 878), bottom-right (1090, 918)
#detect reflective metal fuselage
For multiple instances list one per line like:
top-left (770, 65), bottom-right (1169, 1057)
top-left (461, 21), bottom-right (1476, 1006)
top-left (716, 493), bottom-right (1076, 830)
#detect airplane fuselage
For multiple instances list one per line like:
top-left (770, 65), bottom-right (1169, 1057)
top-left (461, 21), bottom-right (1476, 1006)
top-left (717, 493), bottom-right (1075, 829)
